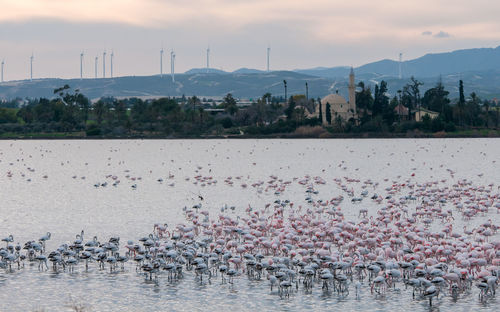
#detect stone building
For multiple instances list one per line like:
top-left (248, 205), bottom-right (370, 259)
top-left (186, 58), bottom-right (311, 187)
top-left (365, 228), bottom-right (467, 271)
top-left (317, 68), bottom-right (357, 125)
top-left (415, 108), bottom-right (439, 122)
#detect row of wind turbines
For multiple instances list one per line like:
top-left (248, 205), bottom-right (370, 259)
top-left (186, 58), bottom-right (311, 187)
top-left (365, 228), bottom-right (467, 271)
top-left (0, 54), bottom-right (34, 83)
top-left (0, 46), bottom-right (272, 83)
top-left (80, 51), bottom-right (115, 80)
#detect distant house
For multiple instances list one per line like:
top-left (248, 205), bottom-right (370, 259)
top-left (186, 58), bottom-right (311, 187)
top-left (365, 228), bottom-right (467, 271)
top-left (236, 99), bottom-right (253, 107)
top-left (415, 108), bottom-right (439, 122)
top-left (394, 104), bottom-right (409, 120)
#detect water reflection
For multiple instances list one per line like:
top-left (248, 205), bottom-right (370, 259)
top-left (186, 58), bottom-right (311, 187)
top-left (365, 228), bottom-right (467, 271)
top-left (0, 139), bottom-right (498, 311)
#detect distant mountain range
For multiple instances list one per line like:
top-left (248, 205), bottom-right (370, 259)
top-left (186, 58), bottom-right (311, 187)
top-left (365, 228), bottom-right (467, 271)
top-left (1, 46), bottom-right (500, 101)
top-left (186, 46), bottom-right (500, 79)
top-left (296, 46), bottom-right (500, 79)
top-left (185, 67), bottom-right (265, 75)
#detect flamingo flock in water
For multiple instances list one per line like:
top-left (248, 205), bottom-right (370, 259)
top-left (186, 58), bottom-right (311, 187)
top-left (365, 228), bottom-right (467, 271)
top-left (0, 141), bottom-right (499, 309)
top-left (1, 172), bottom-right (499, 307)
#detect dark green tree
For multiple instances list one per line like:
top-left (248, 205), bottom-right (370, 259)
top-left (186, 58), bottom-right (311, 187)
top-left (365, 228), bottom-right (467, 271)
top-left (456, 80), bottom-right (466, 126)
top-left (285, 97), bottom-right (296, 121)
top-left (403, 77), bottom-right (423, 120)
top-left (130, 99), bottom-right (149, 125)
top-left (325, 103), bottom-right (332, 125)
top-left (92, 100), bottom-right (106, 125)
top-left (422, 80), bottom-right (450, 121)
top-left (373, 81), bottom-right (389, 117)
top-left (356, 82), bottom-right (373, 123)
top-left (188, 96), bottom-right (201, 122)
top-left (465, 92), bottom-right (481, 126)
top-left (482, 100), bottom-right (490, 128)
top-left (0, 108), bottom-right (18, 123)
top-left (459, 80), bottom-right (465, 105)
top-left (113, 100), bottom-right (128, 125)
top-left (318, 100), bottom-right (323, 124)
top-left (221, 93), bottom-right (238, 115)
top-left (283, 80), bottom-right (287, 102)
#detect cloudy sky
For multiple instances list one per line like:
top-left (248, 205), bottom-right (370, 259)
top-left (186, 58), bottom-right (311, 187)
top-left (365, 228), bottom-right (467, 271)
top-left (0, 0), bottom-right (498, 81)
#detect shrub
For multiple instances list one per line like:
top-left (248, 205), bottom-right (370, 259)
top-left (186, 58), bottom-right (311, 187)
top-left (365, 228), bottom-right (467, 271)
top-left (293, 126), bottom-right (329, 137)
top-left (444, 122), bottom-right (456, 132)
top-left (219, 117), bottom-right (233, 129)
top-left (86, 124), bottom-right (101, 136)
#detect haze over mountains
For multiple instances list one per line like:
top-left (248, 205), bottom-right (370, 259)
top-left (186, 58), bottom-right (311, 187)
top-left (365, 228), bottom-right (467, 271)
top-left (1, 46), bottom-right (499, 101)
top-left (296, 46), bottom-right (500, 79)
top-left (180, 46), bottom-right (500, 79)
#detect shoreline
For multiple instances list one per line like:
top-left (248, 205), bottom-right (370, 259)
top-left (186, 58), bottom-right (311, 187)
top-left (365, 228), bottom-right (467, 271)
top-left (0, 130), bottom-right (499, 140)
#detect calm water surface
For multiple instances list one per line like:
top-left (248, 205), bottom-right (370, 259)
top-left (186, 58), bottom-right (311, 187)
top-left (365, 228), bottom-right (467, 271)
top-left (0, 139), bottom-right (498, 311)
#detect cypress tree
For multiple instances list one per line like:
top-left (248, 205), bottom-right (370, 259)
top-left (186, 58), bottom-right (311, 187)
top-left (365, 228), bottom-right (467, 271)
top-left (459, 80), bottom-right (465, 105)
top-left (325, 103), bottom-right (332, 125)
top-left (318, 100), bottom-right (323, 124)
top-left (458, 80), bottom-right (465, 126)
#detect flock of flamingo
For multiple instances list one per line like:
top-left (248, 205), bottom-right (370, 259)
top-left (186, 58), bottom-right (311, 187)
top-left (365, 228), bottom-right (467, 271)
top-left (1, 162), bottom-right (499, 308)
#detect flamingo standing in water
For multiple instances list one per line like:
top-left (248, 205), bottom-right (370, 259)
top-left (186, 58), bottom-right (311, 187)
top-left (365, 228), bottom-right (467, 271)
top-left (39, 232), bottom-right (51, 252)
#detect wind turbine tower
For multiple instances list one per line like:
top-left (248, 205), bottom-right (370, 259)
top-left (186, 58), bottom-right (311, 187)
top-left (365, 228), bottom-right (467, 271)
top-left (171, 50), bottom-right (176, 83)
top-left (103, 51), bottom-right (106, 78)
top-left (1, 60), bottom-right (4, 83)
top-left (267, 46), bottom-right (270, 72)
top-left (80, 52), bottom-right (84, 80)
top-left (95, 56), bottom-right (98, 79)
top-left (399, 53), bottom-right (403, 79)
top-left (111, 51), bottom-right (114, 78)
top-left (206, 46), bottom-right (210, 73)
top-left (160, 48), bottom-right (164, 77)
top-left (30, 54), bottom-right (34, 81)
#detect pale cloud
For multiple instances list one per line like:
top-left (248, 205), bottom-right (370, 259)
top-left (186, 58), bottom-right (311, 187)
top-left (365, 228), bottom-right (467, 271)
top-left (0, 0), bottom-right (499, 80)
top-left (1, 0), bottom-right (499, 40)
top-left (434, 31), bottom-right (451, 38)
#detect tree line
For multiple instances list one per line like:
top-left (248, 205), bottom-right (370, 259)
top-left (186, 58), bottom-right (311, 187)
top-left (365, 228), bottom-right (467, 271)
top-left (0, 78), bottom-right (498, 137)
top-left (352, 78), bottom-right (499, 133)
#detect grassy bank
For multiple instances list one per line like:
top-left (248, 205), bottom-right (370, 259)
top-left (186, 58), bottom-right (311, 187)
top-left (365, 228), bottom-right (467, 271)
top-left (0, 128), bottom-right (498, 140)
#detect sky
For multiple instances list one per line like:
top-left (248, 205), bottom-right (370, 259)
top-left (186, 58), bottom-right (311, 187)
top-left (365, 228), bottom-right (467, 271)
top-left (0, 0), bottom-right (499, 81)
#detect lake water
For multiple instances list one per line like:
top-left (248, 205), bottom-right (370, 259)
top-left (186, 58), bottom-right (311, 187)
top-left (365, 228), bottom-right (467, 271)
top-left (0, 139), bottom-right (498, 311)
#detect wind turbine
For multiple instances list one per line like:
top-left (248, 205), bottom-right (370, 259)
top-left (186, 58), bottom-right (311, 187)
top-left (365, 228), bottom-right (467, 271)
top-left (80, 52), bottom-right (84, 80)
top-left (103, 51), bottom-right (106, 78)
top-left (399, 52), bottom-right (403, 79)
top-left (206, 46), bottom-right (210, 73)
top-left (110, 50), bottom-right (114, 78)
top-left (267, 46), bottom-right (270, 72)
top-left (171, 50), bottom-right (176, 83)
top-left (160, 48), bottom-right (164, 77)
top-left (95, 55), bottom-right (98, 79)
top-left (30, 53), bottom-right (34, 81)
top-left (1, 59), bottom-right (4, 83)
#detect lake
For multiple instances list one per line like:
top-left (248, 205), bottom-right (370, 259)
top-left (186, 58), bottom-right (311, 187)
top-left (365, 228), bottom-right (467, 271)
top-left (0, 139), bottom-right (498, 311)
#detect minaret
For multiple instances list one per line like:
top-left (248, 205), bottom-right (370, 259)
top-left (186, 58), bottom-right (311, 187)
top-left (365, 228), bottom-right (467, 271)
top-left (348, 67), bottom-right (356, 119)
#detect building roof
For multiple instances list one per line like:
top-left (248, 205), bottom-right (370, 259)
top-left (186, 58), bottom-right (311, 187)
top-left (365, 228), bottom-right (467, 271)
top-left (322, 94), bottom-right (347, 105)
top-left (394, 104), bottom-right (408, 115)
top-left (417, 108), bottom-right (439, 115)
top-left (321, 94), bottom-right (351, 113)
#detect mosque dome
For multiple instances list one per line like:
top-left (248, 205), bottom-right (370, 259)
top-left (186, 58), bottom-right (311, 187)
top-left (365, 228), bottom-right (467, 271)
top-left (321, 94), bottom-right (349, 113)
top-left (317, 68), bottom-right (358, 125)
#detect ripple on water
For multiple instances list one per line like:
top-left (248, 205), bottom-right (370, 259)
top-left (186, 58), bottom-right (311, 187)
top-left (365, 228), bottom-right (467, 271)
top-left (0, 139), bottom-right (498, 311)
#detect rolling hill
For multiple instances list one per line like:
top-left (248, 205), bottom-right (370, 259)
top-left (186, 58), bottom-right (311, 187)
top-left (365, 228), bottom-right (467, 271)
top-left (1, 46), bottom-right (500, 101)
top-left (296, 46), bottom-right (500, 79)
